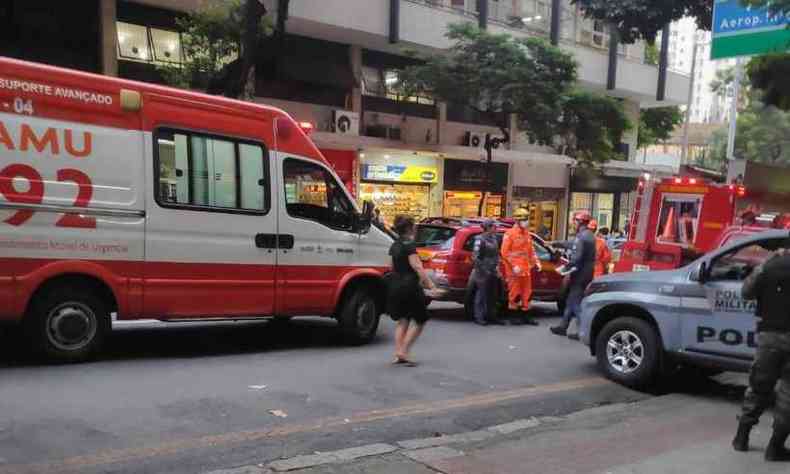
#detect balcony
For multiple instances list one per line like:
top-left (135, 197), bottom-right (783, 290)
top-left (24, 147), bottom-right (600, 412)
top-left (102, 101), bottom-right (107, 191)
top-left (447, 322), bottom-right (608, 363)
top-left (279, 0), bottom-right (690, 106)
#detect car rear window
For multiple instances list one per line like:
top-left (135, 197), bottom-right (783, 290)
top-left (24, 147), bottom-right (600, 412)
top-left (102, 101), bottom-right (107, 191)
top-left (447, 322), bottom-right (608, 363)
top-left (415, 225), bottom-right (457, 247)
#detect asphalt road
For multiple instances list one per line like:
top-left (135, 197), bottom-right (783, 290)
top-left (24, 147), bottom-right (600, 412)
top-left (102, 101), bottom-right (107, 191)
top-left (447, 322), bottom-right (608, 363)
top-left (0, 303), bottom-right (737, 474)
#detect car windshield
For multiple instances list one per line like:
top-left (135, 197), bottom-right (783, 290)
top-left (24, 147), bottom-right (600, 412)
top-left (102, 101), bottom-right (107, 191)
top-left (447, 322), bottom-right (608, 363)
top-left (415, 225), bottom-right (457, 247)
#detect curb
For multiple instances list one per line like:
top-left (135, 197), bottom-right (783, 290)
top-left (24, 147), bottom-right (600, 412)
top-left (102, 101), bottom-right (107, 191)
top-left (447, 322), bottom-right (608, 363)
top-left (205, 401), bottom-right (638, 473)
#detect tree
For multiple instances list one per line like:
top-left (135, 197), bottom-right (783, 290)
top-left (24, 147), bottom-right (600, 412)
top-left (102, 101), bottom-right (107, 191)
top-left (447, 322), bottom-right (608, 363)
top-left (637, 107), bottom-right (683, 149)
top-left (158, 0), bottom-right (289, 99)
top-left (710, 99), bottom-right (790, 164)
top-left (571, 0), bottom-right (712, 43)
top-left (401, 23), bottom-right (630, 212)
top-left (747, 54), bottom-right (790, 111)
top-left (557, 91), bottom-right (632, 164)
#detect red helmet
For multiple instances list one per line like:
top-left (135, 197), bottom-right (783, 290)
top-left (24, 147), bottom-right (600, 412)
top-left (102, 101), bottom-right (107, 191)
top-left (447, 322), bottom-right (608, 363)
top-left (573, 211), bottom-right (592, 225)
top-left (588, 219), bottom-right (598, 231)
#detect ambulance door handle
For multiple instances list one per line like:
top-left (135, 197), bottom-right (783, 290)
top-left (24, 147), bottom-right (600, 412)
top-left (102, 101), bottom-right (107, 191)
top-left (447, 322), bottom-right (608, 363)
top-left (255, 233), bottom-right (277, 249)
top-left (278, 234), bottom-right (295, 250)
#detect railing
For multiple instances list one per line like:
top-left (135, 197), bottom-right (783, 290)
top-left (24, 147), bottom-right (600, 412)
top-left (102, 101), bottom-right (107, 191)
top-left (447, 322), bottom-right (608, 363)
top-left (402, 0), bottom-right (684, 73)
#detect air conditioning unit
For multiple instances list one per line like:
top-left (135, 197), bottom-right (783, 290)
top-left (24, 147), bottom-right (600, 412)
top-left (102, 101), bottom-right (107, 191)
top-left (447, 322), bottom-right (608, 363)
top-left (464, 131), bottom-right (484, 148)
top-left (333, 110), bottom-right (360, 136)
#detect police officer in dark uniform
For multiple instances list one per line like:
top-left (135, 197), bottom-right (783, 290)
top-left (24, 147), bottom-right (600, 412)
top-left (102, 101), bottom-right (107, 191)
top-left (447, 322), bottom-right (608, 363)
top-left (550, 211), bottom-right (596, 339)
top-left (471, 219), bottom-right (502, 326)
top-left (733, 245), bottom-right (790, 461)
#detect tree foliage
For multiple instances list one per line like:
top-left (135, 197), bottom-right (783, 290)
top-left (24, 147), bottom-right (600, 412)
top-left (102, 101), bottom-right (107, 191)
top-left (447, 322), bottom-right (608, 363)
top-left (401, 23), bottom-right (630, 164)
top-left (637, 107), bottom-right (683, 149)
top-left (158, 0), bottom-right (288, 99)
top-left (557, 91), bottom-right (632, 163)
top-left (571, 0), bottom-right (712, 43)
top-left (747, 54), bottom-right (790, 111)
top-left (710, 99), bottom-right (790, 165)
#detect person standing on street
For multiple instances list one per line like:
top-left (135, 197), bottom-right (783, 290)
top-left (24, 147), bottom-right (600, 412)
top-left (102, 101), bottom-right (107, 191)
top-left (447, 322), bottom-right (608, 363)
top-left (471, 220), bottom-right (503, 326)
top-left (501, 208), bottom-right (541, 326)
top-left (387, 215), bottom-right (440, 366)
top-left (550, 211), bottom-right (595, 339)
top-left (732, 245), bottom-right (790, 461)
top-left (589, 220), bottom-right (612, 278)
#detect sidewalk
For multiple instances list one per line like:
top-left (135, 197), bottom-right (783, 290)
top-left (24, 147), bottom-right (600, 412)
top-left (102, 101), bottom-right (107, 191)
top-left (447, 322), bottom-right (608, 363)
top-left (209, 392), bottom-right (790, 474)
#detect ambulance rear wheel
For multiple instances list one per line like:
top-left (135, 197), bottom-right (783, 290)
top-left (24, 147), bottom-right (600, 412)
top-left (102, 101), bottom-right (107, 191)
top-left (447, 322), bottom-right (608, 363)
top-left (27, 284), bottom-right (110, 363)
top-left (595, 317), bottom-right (660, 390)
top-left (338, 288), bottom-right (380, 345)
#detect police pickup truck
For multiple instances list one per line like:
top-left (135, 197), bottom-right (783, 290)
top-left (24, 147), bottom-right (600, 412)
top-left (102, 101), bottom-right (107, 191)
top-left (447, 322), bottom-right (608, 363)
top-left (578, 229), bottom-right (790, 389)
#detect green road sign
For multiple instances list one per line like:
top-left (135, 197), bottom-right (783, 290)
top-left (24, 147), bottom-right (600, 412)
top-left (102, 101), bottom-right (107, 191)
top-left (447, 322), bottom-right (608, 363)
top-left (712, 0), bottom-right (790, 59)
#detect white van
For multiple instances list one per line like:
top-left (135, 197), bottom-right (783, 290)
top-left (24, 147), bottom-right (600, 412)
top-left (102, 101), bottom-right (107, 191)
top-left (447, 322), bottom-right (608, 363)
top-left (0, 57), bottom-right (393, 362)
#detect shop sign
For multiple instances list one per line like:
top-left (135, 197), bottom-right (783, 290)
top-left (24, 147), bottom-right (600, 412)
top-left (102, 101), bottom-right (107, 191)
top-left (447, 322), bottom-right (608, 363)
top-left (444, 159), bottom-right (508, 193)
top-left (361, 164), bottom-right (438, 183)
top-left (512, 186), bottom-right (565, 201)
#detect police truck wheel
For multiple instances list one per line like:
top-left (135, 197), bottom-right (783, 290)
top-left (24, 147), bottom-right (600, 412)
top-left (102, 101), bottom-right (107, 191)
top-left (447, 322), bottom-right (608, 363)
top-left (337, 288), bottom-right (380, 345)
top-left (595, 317), bottom-right (660, 389)
top-left (27, 285), bottom-right (110, 363)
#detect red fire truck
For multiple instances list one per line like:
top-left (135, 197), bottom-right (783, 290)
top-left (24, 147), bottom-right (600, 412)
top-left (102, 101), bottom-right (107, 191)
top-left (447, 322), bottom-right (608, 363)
top-left (615, 176), bottom-right (755, 273)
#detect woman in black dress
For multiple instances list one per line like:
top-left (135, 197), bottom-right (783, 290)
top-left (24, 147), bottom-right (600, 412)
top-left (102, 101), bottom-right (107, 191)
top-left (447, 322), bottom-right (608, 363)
top-left (388, 215), bottom-right (438, 365)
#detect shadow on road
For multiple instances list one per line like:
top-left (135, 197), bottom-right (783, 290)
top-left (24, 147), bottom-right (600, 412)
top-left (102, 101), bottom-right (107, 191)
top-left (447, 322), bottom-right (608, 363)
top-left (427, 302), bottom-right (561, 323)
top-left (0, 318), bottom-right (390, 367)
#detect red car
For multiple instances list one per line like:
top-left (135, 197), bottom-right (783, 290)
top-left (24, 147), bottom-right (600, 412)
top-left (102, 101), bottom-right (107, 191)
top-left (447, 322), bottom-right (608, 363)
top-left (415, 219), bottom-right (568, 318)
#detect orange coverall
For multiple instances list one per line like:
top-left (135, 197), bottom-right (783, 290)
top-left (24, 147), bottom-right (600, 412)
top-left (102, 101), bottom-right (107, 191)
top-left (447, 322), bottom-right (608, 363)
top-left (594, 237), bottom-right (612, 278)
top-left (501, 226), bottom-right (540, 310)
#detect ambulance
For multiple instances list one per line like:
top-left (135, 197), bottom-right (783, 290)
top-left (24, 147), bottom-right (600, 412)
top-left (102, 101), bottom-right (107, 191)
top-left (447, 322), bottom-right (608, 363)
top-left (0, 58), bottom-right (392, 362)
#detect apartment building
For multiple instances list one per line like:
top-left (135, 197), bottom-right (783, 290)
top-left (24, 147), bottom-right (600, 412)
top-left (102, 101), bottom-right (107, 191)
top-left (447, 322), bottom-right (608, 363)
top-left (0, 0), bottom-right (690, 236)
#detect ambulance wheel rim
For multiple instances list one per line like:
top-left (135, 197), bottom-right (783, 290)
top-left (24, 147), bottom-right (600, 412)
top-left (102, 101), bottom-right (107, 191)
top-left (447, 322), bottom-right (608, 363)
top-left (606, 330), bottom-right (644, 375)
top-left (356, 298), bottom-right (376, 334)
top-left (46, 302), bottom-right (97, 352)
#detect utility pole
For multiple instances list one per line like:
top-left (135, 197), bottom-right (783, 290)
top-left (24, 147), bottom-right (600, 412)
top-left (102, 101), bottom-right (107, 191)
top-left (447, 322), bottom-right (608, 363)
top-left (681, 39), bottom-right (699, 164)
top-left (726, 57), bottom-right (744, 161)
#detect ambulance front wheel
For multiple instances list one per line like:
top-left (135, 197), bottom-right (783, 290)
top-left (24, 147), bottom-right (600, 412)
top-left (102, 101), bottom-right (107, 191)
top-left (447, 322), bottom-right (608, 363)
top-left (26, 284), bottom-right (110, 363)
top-left (337, 288), bottom-right (380, 345)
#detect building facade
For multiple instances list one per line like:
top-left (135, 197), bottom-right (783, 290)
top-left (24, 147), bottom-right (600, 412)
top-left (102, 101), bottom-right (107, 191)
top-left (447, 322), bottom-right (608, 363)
top-left (1, 0), bottom-right (690, 238)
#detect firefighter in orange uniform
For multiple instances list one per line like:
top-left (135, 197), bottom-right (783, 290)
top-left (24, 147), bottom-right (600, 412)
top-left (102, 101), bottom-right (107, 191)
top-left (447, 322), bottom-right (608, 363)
top-left (588, 220), bottom-right (612, 278)
top-left (501, 208), bottom-right (541, 325)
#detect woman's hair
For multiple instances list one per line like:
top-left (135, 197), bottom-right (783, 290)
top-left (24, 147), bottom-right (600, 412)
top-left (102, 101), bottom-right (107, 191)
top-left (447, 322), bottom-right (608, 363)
top-left (392, 215), bottom-right (416, 237)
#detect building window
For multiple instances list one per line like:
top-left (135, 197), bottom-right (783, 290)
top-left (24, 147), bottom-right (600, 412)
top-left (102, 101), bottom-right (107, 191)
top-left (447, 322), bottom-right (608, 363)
top-left (155, 129), bottom-right (270, 213)
top-left (362, 66), bottom-right (434, 105)
top-left (117, 21), bottom-right (183, 65)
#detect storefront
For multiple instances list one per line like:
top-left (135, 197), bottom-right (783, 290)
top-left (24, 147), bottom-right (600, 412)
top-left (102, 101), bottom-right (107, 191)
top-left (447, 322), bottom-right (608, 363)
top-left (511, 187), bottom-right (565, 240)
top-left (358, 152), bottom-right (439, 226)
top-left (442, 159), bottom-right (508, 218)
top-left (569, 169), bottom-right (639, 237)
top-left (510, 161), bottom-right (570, 241)
top-left (320, 149), bottom-right (358, 197)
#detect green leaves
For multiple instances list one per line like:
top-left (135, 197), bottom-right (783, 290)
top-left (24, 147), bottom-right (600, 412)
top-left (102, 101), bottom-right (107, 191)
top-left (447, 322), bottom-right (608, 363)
top-left (571, 0), bottom-right (712, 43)
top-left (402, 23), bottom-right (630, 165)
top-left (557, 91), bottom-right (632, 164)
top-left (157, 0), bottom-right (274, 96)
top-left (748, 54), bottom-right (790, 111)
top-left (638, 107), bottom-right (683, 149)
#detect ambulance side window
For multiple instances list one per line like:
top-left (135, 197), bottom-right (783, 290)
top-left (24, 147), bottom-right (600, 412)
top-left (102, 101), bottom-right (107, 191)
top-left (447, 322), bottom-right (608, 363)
top-left (283, 158), bottom-right (354, 231)
top-left (155, 129), bottom-right (270, 214)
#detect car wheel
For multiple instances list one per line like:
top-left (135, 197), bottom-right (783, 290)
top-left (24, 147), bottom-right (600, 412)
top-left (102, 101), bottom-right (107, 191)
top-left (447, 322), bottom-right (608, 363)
top-left (337, 287), bottom-right (380, 345)
top-left (26, 284), bottom-right (110, 363)
top-left (595, 317), bottom-right (661, 390)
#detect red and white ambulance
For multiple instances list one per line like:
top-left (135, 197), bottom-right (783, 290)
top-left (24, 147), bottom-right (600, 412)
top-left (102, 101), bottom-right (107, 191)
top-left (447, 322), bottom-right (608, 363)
top-left (0, 58), bottom-right (392, 362)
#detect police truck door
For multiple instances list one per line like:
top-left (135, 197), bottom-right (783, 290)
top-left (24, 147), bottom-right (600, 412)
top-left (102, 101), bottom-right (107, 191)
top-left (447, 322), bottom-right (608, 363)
top-left (681, 243), bottom-right (766, 360)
